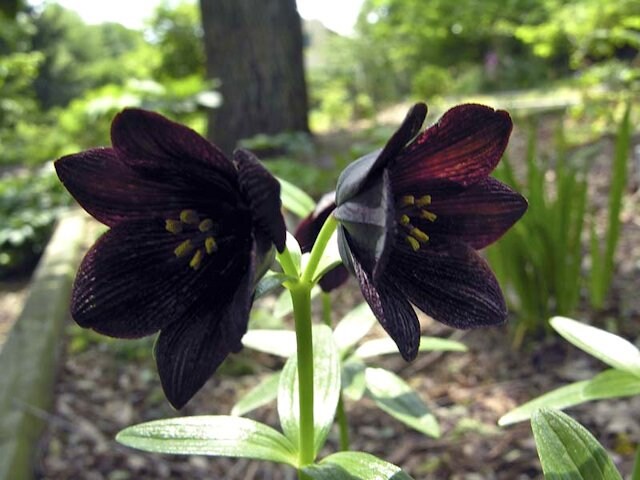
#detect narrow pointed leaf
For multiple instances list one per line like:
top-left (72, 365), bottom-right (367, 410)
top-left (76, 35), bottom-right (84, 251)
top-left (364, 368), bottom-right (440, 438)
top-left (499, 369), bottom-right (640, 426)
top-left (116, 415), bottom-right (297, 466)
top-left (355, 336), bottom-right (467, 359)
top-left (551, 317), bottom-right (640, 376)
top-left (232, 373), bottom-right (281, 416)
top-left (302, 451), bottom-right (414, 479)
top-left (278, 176), bottom-right (316, 218)
top-left (532, 409), bottom-right (622, 480)
top-left (278, 325), bottom-right (341, 455)
top-left (242, 329), bottom-right (296, 357)
top-left (333, 303), bottom-right (377, 354)
top-left (254, 273), bottom-right (289, 300)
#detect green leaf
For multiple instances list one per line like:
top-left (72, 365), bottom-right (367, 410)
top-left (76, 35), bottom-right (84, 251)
top-left (342, 359), bottom-right (367, 401)
top-left (499, 369), bottom-right (640, 426)
top-left (284, 232), bottom-right (302, 277)
top-left (242, 329), bottom-right (296, 357)
top-left (116, 415), bottom-right (297, 466)
top-left (355, 336), bottom-right (467, 359)
top-left (278, 324), bottom-right (341, 455)
top-left (254, 273), bottom-right (288, 300)
top-left (307, 230), bottom-right (342, 284)
top-left (333, 303), bottom-right (376, 354)
top-left (550, 316), bottom-right (640, 376)
top-left (532, 409), bottom-right (622, 480)
top-left (364, 368), bottom-right (440, 438)
top-left (302, 451), bottom-right (414, 479)
top-left (278, 176), bottom-right (316, 218)
top-left (232, 373), bottom-right (281, 417)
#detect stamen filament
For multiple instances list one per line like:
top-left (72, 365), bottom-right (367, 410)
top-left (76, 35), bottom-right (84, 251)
top-left (189, 249), bottom-right (204, 270)
top-left (174, 239), bottom-right (194, 258)
top-left (405, 236), bottom-right (420, 251)
top-left (416, 195), bottom-right (432, 207)
top-left (410, 227), bottom-right (429, 243)
top-left (420, 210), bottom-right (437, 222)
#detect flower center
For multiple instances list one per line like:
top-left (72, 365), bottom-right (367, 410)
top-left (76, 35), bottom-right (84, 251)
top-left (165, 209), bottom-right (219, 270)
top-left (397, 194), bottom-right (437, 251)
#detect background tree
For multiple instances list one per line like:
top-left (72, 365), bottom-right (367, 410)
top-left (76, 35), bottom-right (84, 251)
top-left (199, 0), bottom-right (309, 154)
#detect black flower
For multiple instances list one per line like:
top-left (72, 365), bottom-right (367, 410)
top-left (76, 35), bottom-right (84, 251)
top-left (55, 109), bottom-right (286, 408)
top-left (334, 103), bottom-right (527, 361)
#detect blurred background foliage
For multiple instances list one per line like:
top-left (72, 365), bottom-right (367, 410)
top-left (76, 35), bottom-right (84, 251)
top-left (0, 0), bottom-right (638, 334)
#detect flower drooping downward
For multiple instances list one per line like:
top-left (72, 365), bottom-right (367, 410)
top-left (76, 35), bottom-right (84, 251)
top-left (334, 103), bottom-right (527, 361)
top-left (56, 109), bottom-right (286, 409)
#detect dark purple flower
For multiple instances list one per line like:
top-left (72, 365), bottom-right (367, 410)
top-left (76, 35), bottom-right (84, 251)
top-left (55, 109), bottom-right (286, 409)
top-left (294, 192), bottom-right (349, 292)
top-left (334, 103), bottom-right (527, 361)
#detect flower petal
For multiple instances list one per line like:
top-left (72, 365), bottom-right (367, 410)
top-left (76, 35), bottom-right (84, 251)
top-left (55, 148), bottom-right (239, 226)
top-left (387, 241), bottom-right (507, 329)
top-left (71, 219), bottom-right (251, 339)
top-left (413, 178), bottom-right (528, 249)
top-left (349, 244), bottom-right (420, 361)
top-left (234, 149), bottom-right (287, 252)
top-left (111, 108), bottom-right (237, 180)
top-left (154, 249), bottom-right (254, 409)
top-left (336, 103), bottom-right (427, 204)
top-left (391, 104), bottom-right (512, 190)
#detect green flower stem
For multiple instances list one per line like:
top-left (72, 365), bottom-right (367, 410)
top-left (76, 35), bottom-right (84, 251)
top-left (632, 444), bottom-right (640, 480)
top-left (301, 214), bottom-right (338, 284)
top-left (276, 246), bottom-right (299, 279)
top-left (290, 283), bottom-right (315, 469)
top-left (321, 291), bottom-right (351, 452)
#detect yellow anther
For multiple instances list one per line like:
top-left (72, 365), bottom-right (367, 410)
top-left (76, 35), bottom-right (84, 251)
top-left (205, 236), bottom-right (218, 254)
top-left (198, 218), bottom-right (214, 232)
top-left (420, 209), bottom-right (437, 222)
top-left (401, 195), bottom-right (415, 206)
top-left (400, 214), bottom-right (411, 226)
top-left (410, 227), bottom-right (429, 243)
top-left (416, 195), bottom-right (432, 207)
top-left (165, 219), bottom-right (183, 234)
top-left (180, 209), bottom-right (200, 224)
top-left (405, 236), bottom-right (420, 251)
top-left (174, 239), bottom-right (194, 258)
top-left (189, 249), bottom-right (204, 270)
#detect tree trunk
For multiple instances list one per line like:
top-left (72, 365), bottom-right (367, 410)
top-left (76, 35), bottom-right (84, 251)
top-left (199, 0), bottom-right (310, 155)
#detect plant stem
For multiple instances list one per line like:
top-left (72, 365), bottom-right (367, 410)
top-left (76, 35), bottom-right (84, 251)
top-left (632, 444), bottom-right (640, 480)
top-left (321, 291), bottom-right (351, 451)
top-left (301, 214), bottom-right (337, 284)
top-left (290, 283), bottom-right (315, 468)
top-left (276, 246), bottom-right (299, 279)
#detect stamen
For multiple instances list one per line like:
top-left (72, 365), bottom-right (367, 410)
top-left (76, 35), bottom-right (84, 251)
top-left (401, 195), bottom-right (415, 206)
top-left (416, 195), bottom-right (432, 207)
top-left (165, 219), bottom-right (182, 234)
top-left (205, 236), bottom-right (218, 254)
top-left (189, 249), bottom-right (203, 270)
top-left (405, 236), bottom-right (420, 251)
top-left (400, 214), bottom-right (411, 226)
top-left (410, 228), bottom-right (429, 243)
top-left (174, 239), bottom-right (194, 258)
top-left (199, 218), bottom-right (214, 232)
top-left (420, 210), bottom-right (437, 222)
top-left (180, 209), bottom-right (200, 224)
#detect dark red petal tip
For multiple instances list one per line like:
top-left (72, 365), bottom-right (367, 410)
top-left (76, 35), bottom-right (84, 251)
top-left (234, 148), bottom-right (287, 252)
top-left (392, 104), bottom-right (513, 190)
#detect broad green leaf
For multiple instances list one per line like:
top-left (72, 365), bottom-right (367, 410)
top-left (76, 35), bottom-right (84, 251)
top-left (499, 369), bottom-right (640, 426)
top-left (273, 285), bottom-right (321, 319)
top-left (242, 329), bottom-right (296, 357)
top-left (302, 451), bottom-right (414, 479)
top-left (333, 303), bottom-right (376, 354)
top-left (278, 176), bottom-right (315, 218)
top-left (232, 373), bottom-right (281, 417)
top-left (532, 409), bottom-right (622, 480)
top-left (342, 359), bottom-right (366, 401)
top-left (364, 368), bottom-right (440, 438)
top-left (278, 325), bottom-right (341, 455)
top-left (254, 273), bottom-right (288, 300)
top-left (355, 336), bottom-right (467, 359)
top-left (551, 316), bottom-right (640, 376)
top-left (116, 415), bottom-right (296, 466)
